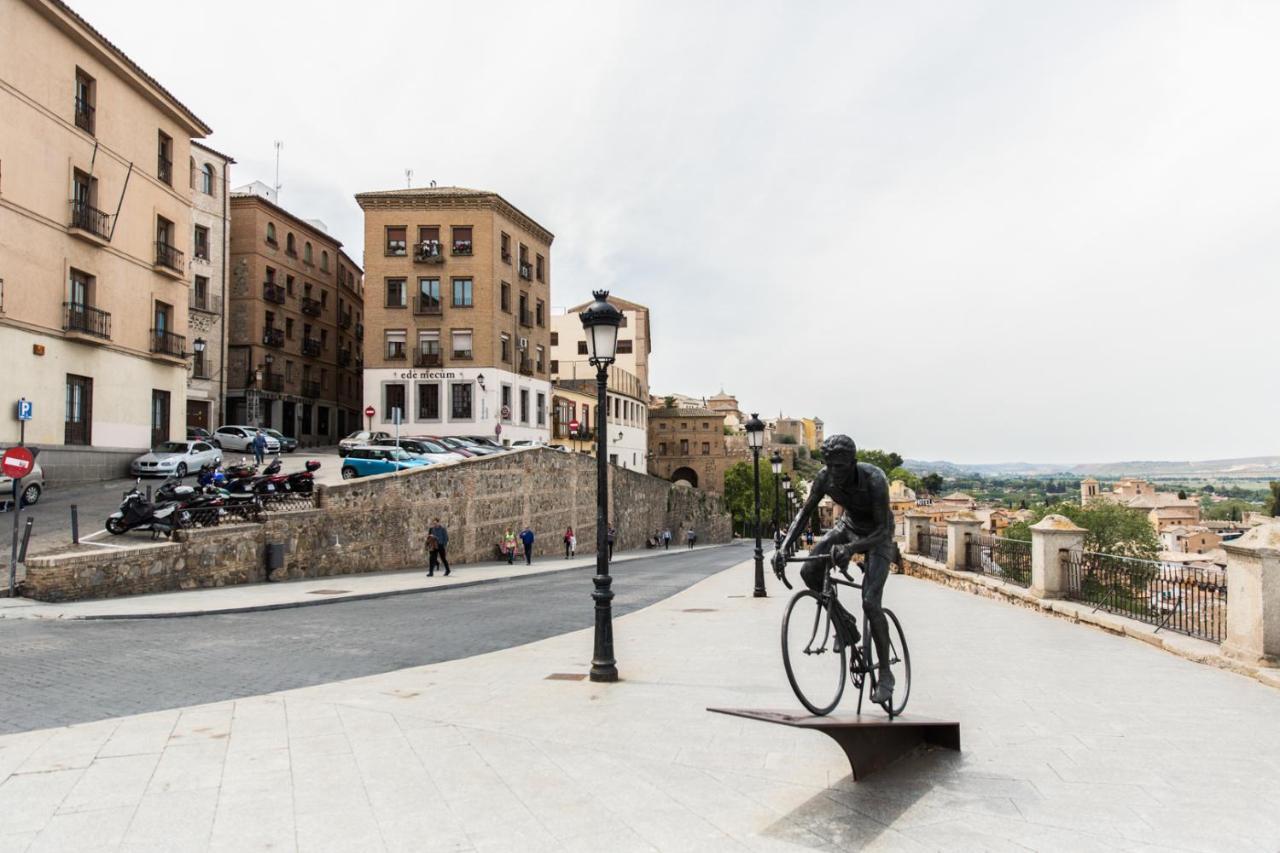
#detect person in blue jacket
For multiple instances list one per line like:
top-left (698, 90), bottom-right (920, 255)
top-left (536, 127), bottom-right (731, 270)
top-left (519, 525), bottom-right (535, 566)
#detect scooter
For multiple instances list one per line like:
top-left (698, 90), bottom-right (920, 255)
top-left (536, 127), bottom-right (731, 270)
top-left (105, 480), bottom-right (188, 537)
top-left (283, 460), bottom-right (321, 493)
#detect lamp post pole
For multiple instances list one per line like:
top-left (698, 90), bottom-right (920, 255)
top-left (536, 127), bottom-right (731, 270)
top-left (770, 450), bottom-right (782, 549)
top-left (746, 413), bottom-right (766, 597)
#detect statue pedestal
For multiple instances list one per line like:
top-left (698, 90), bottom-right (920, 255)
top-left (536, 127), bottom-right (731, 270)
top-left (707, 708), bottom-right (960, 781)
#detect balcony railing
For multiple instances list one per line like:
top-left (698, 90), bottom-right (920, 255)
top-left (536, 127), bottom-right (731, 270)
top-left (301, 297), bottom-right (322, 316)
top-left (519, 311), bottom-right (533, 327)
top-left (413, 241), bottom-right (444, 263)
top-left (519, 261), bottom-right (533, 280)
top-left (338, 349), bottom-right (352, 367)
top-left (302, 337), bottom-right (322, 357)
top-left (355, 322), bottom-right (364, 341)
top-left (414, 296), bottom-right (442, 315)
top-left (518, 357), bottom-right (533, 376)
top-left (386, 346), bottom-right (407, 361)
top-left (74, 97), bottom-right (95, 133)
top-left (150, 328), bottom-right (185, 357)
top-left (69, 200), bottom-right (112, 240)
top-left (414, 348), bottom-right (442, 368)
top-left (62, 302), bottom-right (111, 339)
top-left (302, 380), bottom-right (321, 398)
top-left (452, 239), bottom-right (473, 256)
top-left (253, 371), bottom-right (283, 392)
top-left (262, 327), bottom-right (285, 348)
top-left (158, 156), bottom-right (172, 185)
top-left (190, 292), bottom-right (222, 314)
top-left (339, 310), bottom-right (353, 329)
top-left (263, 282), bottom-right (286, 304)
top-left (155, 241), bottom-right (184, 272)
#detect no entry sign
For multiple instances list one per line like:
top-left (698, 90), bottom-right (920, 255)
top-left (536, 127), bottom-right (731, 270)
top-left (569, 419), bottom-right (580, 434)
top-left (364, 405), bottom-right (376, 418)
top-left (1, 446), bottom-right (34, 480)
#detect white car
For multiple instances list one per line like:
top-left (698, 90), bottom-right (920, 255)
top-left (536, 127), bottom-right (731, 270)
top-left (212, 425), bottom-right (281, 453)
top-left (131, 441), bottom-right (222, 478)
top-left (339, 430), bottom-right (392, 457)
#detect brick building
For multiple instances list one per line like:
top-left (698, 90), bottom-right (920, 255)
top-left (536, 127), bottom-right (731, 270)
top-left (354, 186), bottom-right (553, 444)
top-left (647, 405), bottom-right (731, 494)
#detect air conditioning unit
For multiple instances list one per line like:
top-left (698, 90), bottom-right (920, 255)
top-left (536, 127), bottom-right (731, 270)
top-left (518, 337), bottom-right (528, 349)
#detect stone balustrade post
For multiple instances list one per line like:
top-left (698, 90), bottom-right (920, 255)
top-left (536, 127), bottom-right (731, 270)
top-left (903, 511), bottom-right (932, 556)
top-left (1029, 514), bottom-right (1087, 598)
top-left (1222, 523), bottom-right (1280, 667)
top-left (947, 513), bottom-right (982, 570)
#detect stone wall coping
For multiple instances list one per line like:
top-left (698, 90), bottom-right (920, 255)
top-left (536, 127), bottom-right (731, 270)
top-left (1222, 521), bottom-right (1280, 558)
top-left (1029, 514), bottom-right (1086, 533)
top-left (26, 540), bottom-right (180, 567)
top-left (318, 445), bottom-right (549, 498)
top-left (904, 510), bottom-right (934, 519)
top-left (947, 512), bottom-right (982, 524)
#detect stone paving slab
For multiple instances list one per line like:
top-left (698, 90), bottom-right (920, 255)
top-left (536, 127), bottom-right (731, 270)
top-left (0, 544), bottom-right (724, 620)
top-left (2, 558), bottom-right (1280, 851)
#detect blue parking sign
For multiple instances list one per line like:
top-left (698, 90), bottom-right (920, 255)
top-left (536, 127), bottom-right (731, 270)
top-left (16, 399), bottom-right (32, 421)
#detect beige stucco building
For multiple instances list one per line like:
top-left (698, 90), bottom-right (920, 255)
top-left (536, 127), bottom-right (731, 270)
top-left (551, 294), bottom-right (651, 392)
top-left (0, 0), bottom-right (212, 480)
top-left (185, 141), bottom-right (232, 433)
top-left (551, 365), bottom-right (648, 469)
top-left (354, 186), bottom-right (553, 444)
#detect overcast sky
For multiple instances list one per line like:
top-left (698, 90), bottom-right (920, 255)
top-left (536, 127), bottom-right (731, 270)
top-left (79, 0), bottom-right (1279, 464)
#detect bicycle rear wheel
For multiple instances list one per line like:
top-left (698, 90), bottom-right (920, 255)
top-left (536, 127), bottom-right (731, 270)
top-left (781, 590), bottom-right (847, 716)
top-left (871, 608), bottom-right (911, 717)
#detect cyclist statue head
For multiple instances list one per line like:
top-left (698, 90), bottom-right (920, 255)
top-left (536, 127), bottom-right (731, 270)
top-left (776, 433), bottom-right (899, 706)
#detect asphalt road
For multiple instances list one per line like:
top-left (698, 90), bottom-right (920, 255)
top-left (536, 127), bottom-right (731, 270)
top-left (0, 542), bottom-right (750, 734)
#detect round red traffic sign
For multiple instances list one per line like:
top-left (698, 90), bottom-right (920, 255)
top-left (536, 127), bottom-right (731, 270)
top-left (1, 446), bottom-right (34, 480)
top-left (364, 405), bottom-right (376, 418)
top-left (568, 419), bottom-right (580, 433)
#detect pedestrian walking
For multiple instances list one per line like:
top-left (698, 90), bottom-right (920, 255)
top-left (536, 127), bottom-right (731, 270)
top-left (564, 526), bottom-right (575, 559)
top-left (429, 517), bottom-right (451, 576)
top-left (687, 527), bottom-right (696, 549)
top-left (663, 528), bottom-right (671, 550)
top-left (251, 430), bottom-right (267, 466)
top-left (520, 525), bottom-right (535, 566)
top-left (503, 528), bottom-right (517, 565)
top-left (426, 529), bottom-right (441, 576)
top-left (607, 523), bottom-right (616, 562)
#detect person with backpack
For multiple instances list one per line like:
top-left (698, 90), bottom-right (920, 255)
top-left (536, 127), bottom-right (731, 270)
top-left (520, 525), bottom-right (535, 566)
top-left (564, 526), bottom-right (575, 559)
top-left (429, 518), bottom-right (451, 576)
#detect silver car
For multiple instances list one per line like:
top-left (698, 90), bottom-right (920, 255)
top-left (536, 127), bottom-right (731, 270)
top-left (0, 454), bottom-right (43, 506)
top-left (212, 425), bottom-right (281, 453)
top-left (131, 440), bottom-right (222, 478)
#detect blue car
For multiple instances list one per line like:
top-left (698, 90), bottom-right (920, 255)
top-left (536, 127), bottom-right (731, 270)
top-left (339, 445), bottom-right (433, 479)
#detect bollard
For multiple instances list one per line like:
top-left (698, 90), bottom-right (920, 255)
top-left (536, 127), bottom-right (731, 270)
top-left (70, 504), bottom-right (79, 544)
top-left (146, 485), bottom-right (152, 503)
top-left (18, 518), bottom-right (33, 563)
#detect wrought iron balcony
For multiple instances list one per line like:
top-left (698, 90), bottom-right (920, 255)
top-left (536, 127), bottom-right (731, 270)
top-left (414, 296), bottom-right (442, 316)
top-left (518, 356), bottom-right (533, 376)
top-left (158, 156), bottom-right (172, 185)
top-left (69, 200), bottom-right (111, 241)
top-left (339, 310), bottom-right (353, 329)
top-left (338, 348), bottom-right (352, 367)
top-left (301, 296), bottom-right (322, 316)
top-left (263, 282), bottom-right (286, 304)
top-left (155, 240), bottom-right (184, 273)
top-left (355, 322), bottom-right (364, 341)
top-left (255, 371), bottom-right (283, 392)
top-left (519, 261), bottom-right (533, 280)
top-left (150, 328), bottom-right (185, 357)
top-left (189, 291), bottom-right (222, 314)
top-left (413, 241), bottom-right (444, 263)
top-left (74, 97), bottom-right (95, 134)
top-left (452, 239), bottom-right (473, 256)
top-left (262, 327), bottom-right (285, 348)
top-left (302, 337), bottom-right (322, 357)
top-left (414, 348), bottom-right (442, 368)
top-left (63, 302), bottom-right (111, 339)
top-left (302, 380), bottom-right (321, 399)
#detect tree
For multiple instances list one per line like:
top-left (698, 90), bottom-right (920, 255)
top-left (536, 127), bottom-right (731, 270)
top-left (887, 466), bottom-right (922, 493)
top-left (857, 449), bottom-right (903, 473)
top-left (663, 395), bottom-right (675, 409)
top-left (1177, 489), bottom-right (1187, 500)
top-left (777, 434), bottom-right (798, 445)
top-left (1205, 499), bottom-right (1260, 522)
top-left (922, 473), bottom-right (944, 495)
top-left (723, 459), bottom-right (787, 534)
top-left (1270, 482), bottom-right (1280, 517)
top-left (1003, 501), bottom-right (1159, 558)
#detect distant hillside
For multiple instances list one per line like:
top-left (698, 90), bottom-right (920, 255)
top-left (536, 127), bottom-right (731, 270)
top-left (904, 456), bottom-right (1280, 480)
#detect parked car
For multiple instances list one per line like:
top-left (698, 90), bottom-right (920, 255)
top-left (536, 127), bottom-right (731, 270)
top-left (339, 430), bottom-right (392, 457)
top-left (131, 440), bottom-right (222, 478)
top-left (186, 427), bottom-right (213, 441)
top-left (509, 440), bottom-right (545, 448)
top-left (436, 436), bottom-right (501, 456)
top-left (371, 437), bottom-right (466, 464)
top-left (0, 452), bottom-right (44, 506)
top-left (339, 446), bottom-right (433, 479)
top-left (261, 428), bottom-right (298, 453)
top-left (211, 426), bottom-right (281, 453)
top-left (465, 436), bottom-right (508, 451)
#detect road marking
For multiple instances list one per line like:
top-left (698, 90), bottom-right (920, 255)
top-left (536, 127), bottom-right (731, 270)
top-left (80, 539), bottom-right (127, 550)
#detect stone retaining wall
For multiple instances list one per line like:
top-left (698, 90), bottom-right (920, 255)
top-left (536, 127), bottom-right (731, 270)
top-left (21, 448), bottom-right (731, 601)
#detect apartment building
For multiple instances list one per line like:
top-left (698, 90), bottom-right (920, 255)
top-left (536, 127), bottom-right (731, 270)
top-left (226, 185), bottom-right (360, 446)
top-left (186, 142), bottom-right (233, 432)
top-left (334, 249), bottom-right (365, 436)
top-left (354, 186), bottom-right (553, 444)
top-left (551, 294), bottom-right (651, 390)
top-left (551, 365), bottom-right (648, 469)
top-left (0, 0), bottom-right (212, 481)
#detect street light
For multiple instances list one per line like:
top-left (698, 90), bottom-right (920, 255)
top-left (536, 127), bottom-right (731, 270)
top-left (192, 337), bottom-right (206, 354)
top-left (770, 450), bottom-right (783, 549)
top-left (745, 412), bottom-right (766, 597)
top-left (783, 475), bottom-right (794, 554)
top-left (579, 289), bottom-right (623, 682)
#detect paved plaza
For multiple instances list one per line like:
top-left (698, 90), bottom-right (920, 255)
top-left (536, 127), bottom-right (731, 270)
top-left (1, 553), bottom-right (1278, 851)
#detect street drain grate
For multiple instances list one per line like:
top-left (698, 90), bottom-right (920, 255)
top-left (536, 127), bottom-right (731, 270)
top-left (308, 589), bottom-right (351, 595)
top-left (545, 673), bottom-right (587, 681)
top-left (682, 608), bottom-right (717, 613)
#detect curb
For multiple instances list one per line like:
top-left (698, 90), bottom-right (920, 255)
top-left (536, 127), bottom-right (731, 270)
top-left (69, 542), bottom-right (741, 621)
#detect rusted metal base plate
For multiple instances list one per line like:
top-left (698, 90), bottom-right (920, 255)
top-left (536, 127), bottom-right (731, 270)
top-left (707, 708), bottom-right (960, 781)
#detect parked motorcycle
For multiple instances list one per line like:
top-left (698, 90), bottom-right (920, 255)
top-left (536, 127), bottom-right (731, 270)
top-left (284, 460), bottom-right (321, 494)
top-left (105, 480), bottom-right (189, 537)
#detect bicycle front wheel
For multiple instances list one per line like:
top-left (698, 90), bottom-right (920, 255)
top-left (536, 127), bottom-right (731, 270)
top-left (874, 608), bottom-right (911, 717)
top-left (781, 590), bottom-right (847, 716)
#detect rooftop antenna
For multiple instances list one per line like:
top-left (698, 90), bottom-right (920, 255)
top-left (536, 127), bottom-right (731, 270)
top-left (405, 168), bottom-right (413, 188)
top-left (273, 140), bottom-right (283, 202)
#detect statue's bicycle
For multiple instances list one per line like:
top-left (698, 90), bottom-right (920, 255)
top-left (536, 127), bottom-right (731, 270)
top-left (775, 553), bottom-right (911, 718)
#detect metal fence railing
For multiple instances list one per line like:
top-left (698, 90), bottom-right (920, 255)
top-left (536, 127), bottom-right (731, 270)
top-left (916, 526), bottom-right (947, 562)
top-left (177, 493), bottom-right (317, 529)
top-left (1061, 549), bottom-right (1226, 644)
top-left (965, 534), bottom-right (1032, 587)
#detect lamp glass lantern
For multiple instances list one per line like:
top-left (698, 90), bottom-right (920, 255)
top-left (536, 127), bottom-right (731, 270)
top-left (192, 337), bottom-right (207, 355)
top-left (579, 290), bottom-right (623, 367)
top-left (770, 450), bottom-right (783, 475)
top-left (745, 413), bottom-right (765, 450)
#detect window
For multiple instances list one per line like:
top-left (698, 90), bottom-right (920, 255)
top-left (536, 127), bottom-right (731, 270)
top-left (536, 393), bottom-right (546, 427)
top-left (680, 439), bottom-right (689, 455)
top-left (151, 389), bottom-right (171, 446)
top-left (157, 131), bottom-right (172, 185)
top-left (385, 330), bottom-right (407, 360)
top-left (417, 226), bottom-right (440, 259)
top-left (500, 334), bottom-right (511, 363)
top-left (501, 384), bottom-right (512, 419)
top-left (536, 300), bottom-right (545, 326)
top-left (451, 383), bottom-right (473, 419)
top-left (659, 442), bottom-right (667, 455)
top-left (320, 329), bottom-right (328, 350)
top-left (318, 407), bottom-right (330, 435)
top-left (193, 275), bottom-right (209, 311)
top-left (321, 290), bottom-right (328, 308)
top-left (451, 330), bottom-right (473, 359)
top-left (417, 383), bottom-right (440, 420)
top-left (536, 345), bottom-right (544, 372)
top-left (519, 293), bottom-right (529, 325)
top-left (320, 368), bottom-right (328, 389)
top-left (266, 223), bottom-right (277, 245)
top-left (156, 215), bottom-right (174, 249)
top-left (550, 359), bottom-right (558, 374)
top-left (65, 374), bottom-right (93, 445)
top-left (286, 274), bottom-right (294, 296)
top-left (452, 226), bottom-right (473, 255)
top-left (416, 278), bottom-right (441, 312)
top-left (304, 242), bottom-right (313, 265)
top-left (285, 317), bottom-right (294, 338)
top-left (452, 278), bottom-right (473, 307)
top-left (417, 330), bottom-right (440, 365)
top-left (320, 251), bottom-right (329, 271)
top-left (550, 331), bottom-right (558, 346)
top-left (702, 442), bottom-right (710, 455)
top-left (201, 163), bottom-right (215, 194)
top-left (384, 384), bottom-right (407, 423)
top-left (501, 282), bottom-right (511, 313)
top-left (286, 233), bottom-right (297, 256)
top-left (74, 69), bottom-right (95, 134)
top-left (385, 278), bottom-right (407, 308)
top-left (617, 339), bottom-right (634, 354)
top-left (577, 341), bottom-right (588, 355)
top-left (385, 226), bottom-right (407, 255)
top-left (193, 225), bottom-right (209, 260)
top-left (519, 389), bottom-right (529, 423)
top-left (536, 253), bottom-right (545, 282)
top-left (500, 231), bottom-right (511, 262)
top-left (286, 360), bottom-right (294, 381)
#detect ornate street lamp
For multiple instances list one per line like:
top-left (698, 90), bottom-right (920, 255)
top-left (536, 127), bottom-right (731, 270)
top-left (192, 337), bottom-right (206, 355)
top-left (783, 475), bottom-right (794, 554)
top-left (770, 450), bottom-right (783, 548)
top-left (745, 412), bottom-right (766, 597)
top-left (579, 290), bottom-right (623, 682)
